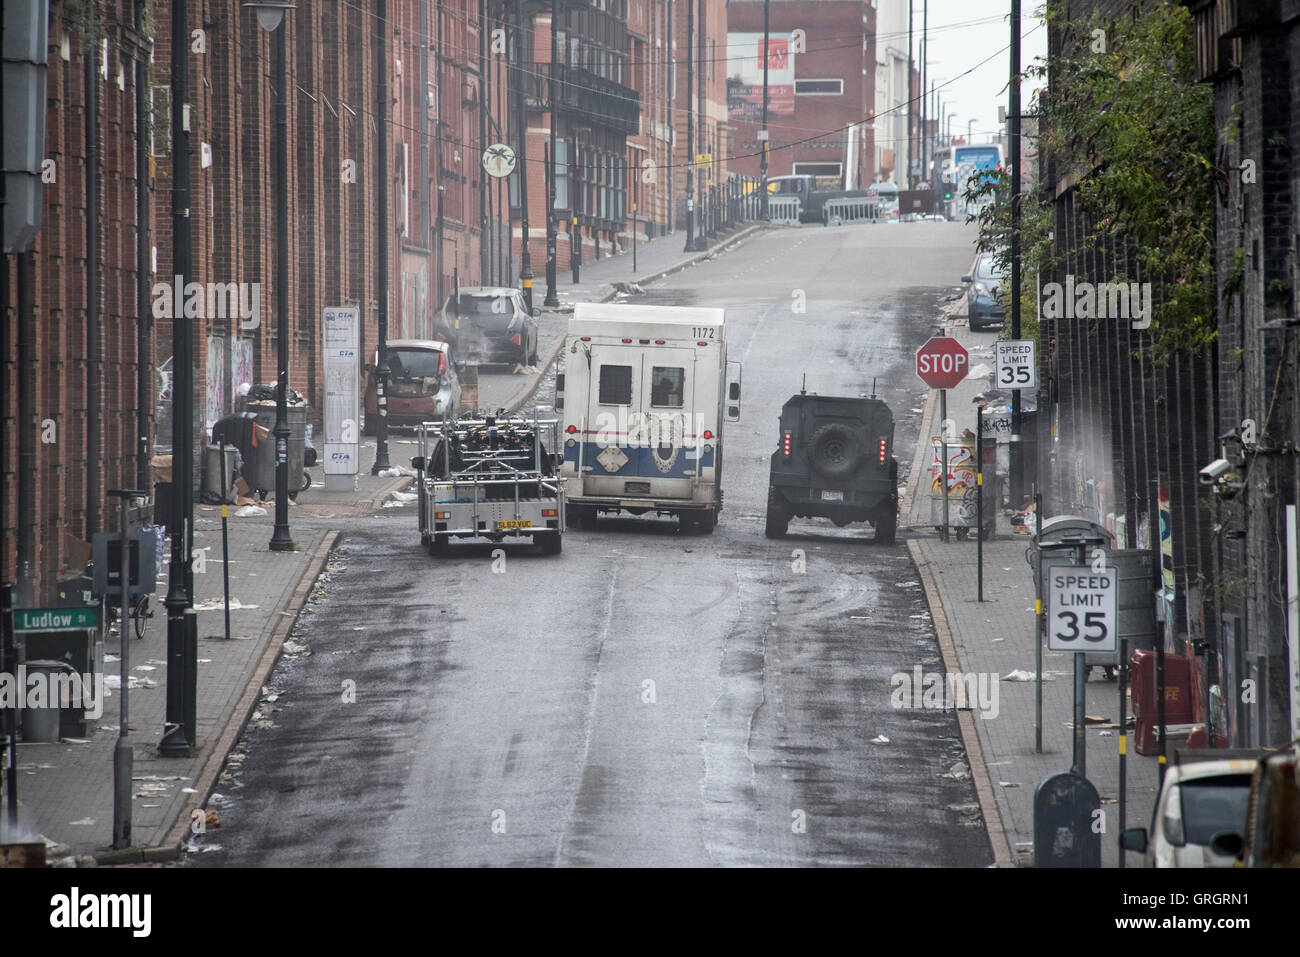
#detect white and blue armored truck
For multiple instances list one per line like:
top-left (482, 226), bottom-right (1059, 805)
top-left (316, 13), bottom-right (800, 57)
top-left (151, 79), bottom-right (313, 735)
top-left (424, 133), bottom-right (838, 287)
top-left (556, 303), bottom-right (741, 533)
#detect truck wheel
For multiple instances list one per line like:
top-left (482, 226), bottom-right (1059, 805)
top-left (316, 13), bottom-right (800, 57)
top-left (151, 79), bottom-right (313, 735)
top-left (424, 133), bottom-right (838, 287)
top-left (537, 532), bottom-right (563, 555)
top-left (566, 505), bottom-right (594, 529)
top-left (694, 509), bottom-right (716, 534)
top-left (875, 508), bottom-right (897, 545)
top-left (764, 493), bottom-right (788, 539)
top-left (808, 422), bottom-right (865, 480)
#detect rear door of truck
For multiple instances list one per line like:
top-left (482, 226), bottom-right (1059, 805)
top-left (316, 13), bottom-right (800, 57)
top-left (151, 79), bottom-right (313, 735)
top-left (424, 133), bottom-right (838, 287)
top-left (582, 341), bottom-right (697, 503)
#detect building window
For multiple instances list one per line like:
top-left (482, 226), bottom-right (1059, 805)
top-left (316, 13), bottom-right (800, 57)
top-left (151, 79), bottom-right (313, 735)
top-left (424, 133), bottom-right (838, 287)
top-left (795, 79), bottom-right (844, 95)
top-left (555, 138), bottom-right (569, 210)
top-left (793, 162), bottom-right (843, 178)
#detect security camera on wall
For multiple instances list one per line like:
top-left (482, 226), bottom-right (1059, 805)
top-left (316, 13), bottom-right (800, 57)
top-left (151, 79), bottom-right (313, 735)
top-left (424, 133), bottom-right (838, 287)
top-left (1199, 458), bottom-right (1231, 485)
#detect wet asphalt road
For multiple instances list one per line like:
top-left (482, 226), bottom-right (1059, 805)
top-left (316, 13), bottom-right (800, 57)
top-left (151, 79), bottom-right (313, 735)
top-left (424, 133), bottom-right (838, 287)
top-left (192, 222), bottom-right (995, 867)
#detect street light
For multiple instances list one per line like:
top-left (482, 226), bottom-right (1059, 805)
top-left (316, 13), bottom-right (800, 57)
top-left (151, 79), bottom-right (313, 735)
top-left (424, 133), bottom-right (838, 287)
top-left (543, 0), bottom-right (560, 307)
top-left (245, 2), bottom-right (296, 552)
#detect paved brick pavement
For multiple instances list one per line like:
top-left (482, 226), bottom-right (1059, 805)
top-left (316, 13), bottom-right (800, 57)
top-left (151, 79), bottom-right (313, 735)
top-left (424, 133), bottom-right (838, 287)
top-left (904, 304), bottom-right (1161, 867)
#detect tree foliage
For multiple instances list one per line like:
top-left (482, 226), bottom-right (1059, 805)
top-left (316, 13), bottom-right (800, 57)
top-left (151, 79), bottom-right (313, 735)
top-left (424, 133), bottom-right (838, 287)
top-left (966, 2), bottom-right (1216, 355)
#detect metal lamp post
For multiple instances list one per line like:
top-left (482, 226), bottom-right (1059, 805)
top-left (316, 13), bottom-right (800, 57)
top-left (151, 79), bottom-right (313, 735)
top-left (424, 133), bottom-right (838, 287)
top-left (760, 0), bottom-right (770, 220)
top-left (543, 0), bottom-right (561, 307)
top-left (245, 2), bottom-right (296, 552)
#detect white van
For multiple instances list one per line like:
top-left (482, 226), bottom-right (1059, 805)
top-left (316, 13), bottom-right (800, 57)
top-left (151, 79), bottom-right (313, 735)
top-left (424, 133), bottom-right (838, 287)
top-left (556, 303), bottom-right (741, 532)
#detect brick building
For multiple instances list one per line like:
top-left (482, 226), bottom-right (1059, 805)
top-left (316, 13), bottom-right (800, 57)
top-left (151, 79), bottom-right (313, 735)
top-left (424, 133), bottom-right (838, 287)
top-left (1, 0), bottom-right (500, 602)
top-left (1186, 0), bottom-right (1300, 746)
top-left (508, 0), bottom-right (688, 288)
top-left (1041, 0), bottom-right (1299, 745)
top-left (725, 0), bottom-right (876, 189)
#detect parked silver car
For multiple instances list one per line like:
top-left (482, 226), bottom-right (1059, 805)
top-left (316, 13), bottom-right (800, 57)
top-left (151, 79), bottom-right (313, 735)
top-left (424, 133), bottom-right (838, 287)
top-left (436, 286), bottom-right (540, 367)
top-left (363, 338), bottom-right (462, 433)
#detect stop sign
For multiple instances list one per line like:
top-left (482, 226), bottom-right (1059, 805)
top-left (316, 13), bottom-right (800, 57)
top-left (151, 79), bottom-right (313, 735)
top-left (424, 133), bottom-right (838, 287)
top-left (916, 335), bottom-right (970, 389)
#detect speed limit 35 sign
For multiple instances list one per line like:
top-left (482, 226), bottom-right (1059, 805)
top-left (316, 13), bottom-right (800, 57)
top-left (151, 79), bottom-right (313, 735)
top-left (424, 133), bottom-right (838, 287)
top-left (995, 339), bottom-right (1036, 389)
top-left (1047, 565), bottom-right (1117, 652)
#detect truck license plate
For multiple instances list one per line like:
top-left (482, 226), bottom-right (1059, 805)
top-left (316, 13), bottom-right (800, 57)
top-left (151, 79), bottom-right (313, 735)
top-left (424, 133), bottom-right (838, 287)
top-left (821, 490), bottom-right (844, 502)
top-left (496, 519), bottom-right (532, 530)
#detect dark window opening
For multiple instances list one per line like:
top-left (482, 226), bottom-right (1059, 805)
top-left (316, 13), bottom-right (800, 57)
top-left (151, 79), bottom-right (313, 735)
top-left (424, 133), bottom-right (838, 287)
top-left (649, 366), bottom-right (684, 408)
top-left (598, 364), bottom-right (633, 405)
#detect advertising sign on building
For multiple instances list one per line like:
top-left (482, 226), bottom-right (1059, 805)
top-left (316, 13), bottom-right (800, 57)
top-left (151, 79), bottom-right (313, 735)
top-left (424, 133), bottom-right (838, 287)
top-left (727, 34), bottom-right (794, 122)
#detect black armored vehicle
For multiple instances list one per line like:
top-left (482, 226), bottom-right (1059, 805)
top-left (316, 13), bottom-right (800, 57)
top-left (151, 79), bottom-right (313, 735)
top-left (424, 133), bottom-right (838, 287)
top-left (764, 390), bottom-right (899, 544)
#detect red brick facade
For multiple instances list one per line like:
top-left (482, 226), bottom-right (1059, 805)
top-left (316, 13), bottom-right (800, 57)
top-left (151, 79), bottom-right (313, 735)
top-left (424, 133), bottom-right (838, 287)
top-left (1, 0), bottom-right (495, 600)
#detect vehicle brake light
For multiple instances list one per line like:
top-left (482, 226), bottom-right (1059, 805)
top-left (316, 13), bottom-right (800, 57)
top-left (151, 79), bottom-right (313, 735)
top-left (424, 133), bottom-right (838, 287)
top-left (621, 338), bottom-right (633, 343)
top-left (438, 352), bottom-right (447, 374)
top-left (654, 339), bottom-right (665, 344)
top-left (702, 430), bottom-right (713, 439)
top-left (879, 438), bottom-right (887, 462)
top-left (580, 336), bottom-right (591, 341)
top-left (639, 339), bottom-right (650, 344)
top-left (566, 425), bottom-right (577, 434)
top-left (697, 341), bottom-right (709, 347)
top-left (512, 334), bottom-right (521, 345)
top-left (434, 511), bottom-right (448, 519)
top-left (782, 431), bottom-right (792, 457)
top-left (541, 508), bottom-right (558, 517)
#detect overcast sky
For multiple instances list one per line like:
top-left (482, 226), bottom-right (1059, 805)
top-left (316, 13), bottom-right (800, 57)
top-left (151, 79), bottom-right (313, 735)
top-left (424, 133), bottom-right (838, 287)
top-left (901, 0), bottom-right (1047, 143)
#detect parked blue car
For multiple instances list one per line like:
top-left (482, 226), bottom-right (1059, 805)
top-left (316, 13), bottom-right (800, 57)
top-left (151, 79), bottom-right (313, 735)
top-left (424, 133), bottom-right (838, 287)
top-left (962, 253), bottom-right (1007, 331)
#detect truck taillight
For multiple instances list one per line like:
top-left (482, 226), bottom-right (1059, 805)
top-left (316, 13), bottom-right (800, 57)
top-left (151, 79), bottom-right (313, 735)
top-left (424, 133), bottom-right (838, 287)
top-left (782, 431), bottom-right (792, 458)
top-left (879, 438), bottom-right (888, 463)
top-left (541, 508), bottom-right (558, 517)
top-left (566, 424), bottom-right (577, 434)
top-left (702, 429), bottom-right (713, 439)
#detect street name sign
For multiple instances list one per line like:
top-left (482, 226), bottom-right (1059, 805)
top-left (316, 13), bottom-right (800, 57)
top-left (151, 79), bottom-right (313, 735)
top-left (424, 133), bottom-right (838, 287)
top-left (15, 607), bottom-right (100, 632)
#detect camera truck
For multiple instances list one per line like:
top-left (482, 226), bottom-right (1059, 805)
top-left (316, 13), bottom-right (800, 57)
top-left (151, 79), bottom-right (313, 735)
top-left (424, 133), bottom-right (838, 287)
top-left (411, 411), bottom-right (564, 556)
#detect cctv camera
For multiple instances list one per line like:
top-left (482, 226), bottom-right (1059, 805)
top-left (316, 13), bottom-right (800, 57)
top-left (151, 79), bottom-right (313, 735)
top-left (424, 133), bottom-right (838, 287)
top-left (1200, 458), bottom-right (1231, 485)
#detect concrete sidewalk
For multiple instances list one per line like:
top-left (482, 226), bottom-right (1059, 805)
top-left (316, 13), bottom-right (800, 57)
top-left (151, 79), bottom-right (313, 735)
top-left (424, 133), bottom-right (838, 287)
top-left (903, 303), bottom-right (1161, 868)
top-left (4, 442), bottom-right (414, 863)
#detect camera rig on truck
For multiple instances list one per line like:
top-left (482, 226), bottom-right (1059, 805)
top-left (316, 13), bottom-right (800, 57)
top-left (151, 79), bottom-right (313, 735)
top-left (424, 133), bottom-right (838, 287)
top-left (411, 410), bottom-right (565, 556)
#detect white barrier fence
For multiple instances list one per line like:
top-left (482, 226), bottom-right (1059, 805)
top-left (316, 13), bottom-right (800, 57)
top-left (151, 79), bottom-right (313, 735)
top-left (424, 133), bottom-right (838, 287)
top-left (822, 197), bottom-right (882, 226)
top-left (767, 195), bottom-right (802, 225)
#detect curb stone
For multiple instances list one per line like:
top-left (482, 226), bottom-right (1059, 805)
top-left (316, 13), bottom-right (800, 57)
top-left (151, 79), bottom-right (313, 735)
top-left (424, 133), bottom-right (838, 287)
top-left (908, 539), bottom-right (1017, 868)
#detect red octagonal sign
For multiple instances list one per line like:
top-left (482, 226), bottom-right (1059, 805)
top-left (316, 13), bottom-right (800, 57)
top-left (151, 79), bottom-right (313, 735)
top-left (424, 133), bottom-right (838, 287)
top-left (916, 335), bottom-right (970, 390)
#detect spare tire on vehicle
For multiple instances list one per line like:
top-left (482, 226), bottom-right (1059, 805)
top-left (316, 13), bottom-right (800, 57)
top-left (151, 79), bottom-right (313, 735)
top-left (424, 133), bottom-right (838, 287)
top-left (807, 422), bottom-right (865, 480)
